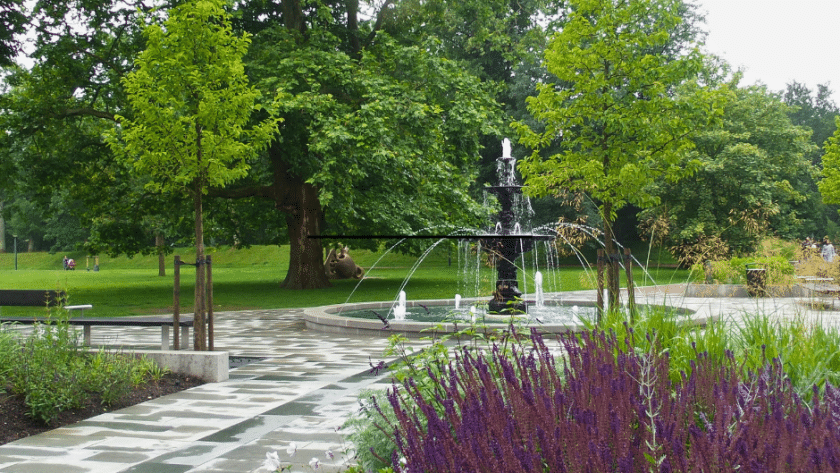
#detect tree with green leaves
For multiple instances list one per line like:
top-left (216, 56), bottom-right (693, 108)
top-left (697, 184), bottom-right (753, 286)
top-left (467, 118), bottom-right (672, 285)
top-left (514, 0), bottom-right (724, 308)
top-left (0, 0), bottom-right (26, 67)
top-left (643, 82), bottom-right (817, 263)
top-left (209, 0), bottom-right (504, 289)
top-left (4, 0), bottom-right (539, 291)
top-left (782, 81), bottom-right (840, 238)
top-left (818, 117), bottom-right (840, 216)
top-left (108, 0), bottom-right (276, 349)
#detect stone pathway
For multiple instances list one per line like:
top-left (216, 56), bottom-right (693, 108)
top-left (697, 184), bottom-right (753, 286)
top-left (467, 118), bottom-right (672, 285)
top-left (0, 309), bottom-right (423, 473)
top-left (0, 290), bottom-right (837, 472)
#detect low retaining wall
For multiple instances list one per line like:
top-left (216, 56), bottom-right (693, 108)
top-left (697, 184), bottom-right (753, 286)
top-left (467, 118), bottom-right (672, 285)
top-left (131, 350), bottom-right (229, 383)
top-left (684, 284), bottom-right (808, 298)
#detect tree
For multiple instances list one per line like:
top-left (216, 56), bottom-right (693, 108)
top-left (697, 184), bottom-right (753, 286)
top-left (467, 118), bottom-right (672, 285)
top-left (0, 0), bottom-right (26, 67)
top-left (210, 0), bottom-right (503, 289)
top-left (784, 81), bottom-right (839, 165)
top-left (818, 117), bottom-right (840, 215)
top-left (4, 0), bottom-right (526, 290)
top-left (643, 83), bottom-right (817, 263)
top-left (782, 81), bottom-right (840, 238)
top-left (108, 0), bottom-right (276, 350)
top-left (514, 0), bottom-right (723, 308)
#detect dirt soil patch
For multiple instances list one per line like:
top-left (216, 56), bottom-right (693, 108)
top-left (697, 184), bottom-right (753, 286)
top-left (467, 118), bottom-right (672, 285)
top-left (0, 372), bottom-right (204, 446)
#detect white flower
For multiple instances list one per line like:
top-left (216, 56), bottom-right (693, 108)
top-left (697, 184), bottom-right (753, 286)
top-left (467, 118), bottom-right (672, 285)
top-left (400, 456), bottom-right (407, 465)
top-left (286, 442), bottom-right (297, 457)
top-left (325, 449), bottom-right (334, 460)
top-left (263, 451), bottom-right (281, 471)
top-left (309, 457), bottom-right (320, 469)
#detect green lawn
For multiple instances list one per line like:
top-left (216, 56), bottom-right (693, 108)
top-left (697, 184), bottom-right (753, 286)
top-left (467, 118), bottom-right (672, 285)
top-left (0, 245), bottom-right (690, 318)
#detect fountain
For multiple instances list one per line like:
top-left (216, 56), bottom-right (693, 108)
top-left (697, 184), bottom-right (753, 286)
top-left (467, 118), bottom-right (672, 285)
top-left (481, 139), bottom-right (554, 313)
top-left (301, 138), bottom-right (700, 336)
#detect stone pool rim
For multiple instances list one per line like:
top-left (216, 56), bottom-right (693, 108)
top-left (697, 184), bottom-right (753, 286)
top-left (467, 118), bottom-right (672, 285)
top-left (302, 298), bottom-right (704, 338)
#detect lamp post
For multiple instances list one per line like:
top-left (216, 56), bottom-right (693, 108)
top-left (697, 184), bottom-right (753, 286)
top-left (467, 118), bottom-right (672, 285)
top-left (13, 234), bottom-right (17, 270)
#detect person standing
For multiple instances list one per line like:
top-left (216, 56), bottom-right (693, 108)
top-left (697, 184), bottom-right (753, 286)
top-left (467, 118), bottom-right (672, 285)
top-left (63, 255), bottom-right (69, 270)
top-left (822, 237), bottom-right (836, 263)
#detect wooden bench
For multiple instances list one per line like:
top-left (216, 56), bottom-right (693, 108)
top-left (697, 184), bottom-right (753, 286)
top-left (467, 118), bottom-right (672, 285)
top-left (0, 315), bottom-right (194, 350)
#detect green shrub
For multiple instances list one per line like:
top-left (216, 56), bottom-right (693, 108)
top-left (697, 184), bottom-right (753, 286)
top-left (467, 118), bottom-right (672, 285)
top-left (0, 315), bottom-right (171, 424)
top-left (691, 255), bottom-right (794, 285)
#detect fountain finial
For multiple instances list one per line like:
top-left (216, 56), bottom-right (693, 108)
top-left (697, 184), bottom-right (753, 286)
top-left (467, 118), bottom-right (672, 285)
top-left (502, 138), bottom-right (511, 159)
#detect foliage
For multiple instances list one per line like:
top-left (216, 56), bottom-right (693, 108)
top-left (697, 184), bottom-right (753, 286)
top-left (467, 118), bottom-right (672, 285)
top-left (818, 116), bottom-right (840, 210)
top-left (109, 0), bottom-right (275, 199)
top-left (690, 256), bottom-right (795, 285)
top-left (586, 306), bottom-right (840, 402)
top-left (240, 20), bottom-right (503, 258)
top-left (349, 304), bottom-right (840, 471)
top-left (0, 307), bottom-right (169, 424)
top-left (515, 0), bottom-right (720, 212)
top-left (644, 84), bottom-right (817, 263)
top-left (346, 317), bottom-right (529, 470)
top-left (784, 81), bottom-right (840, 166)
top-left (382, 328), bottom-right (840, 472)
top-left (109, 0), bottom-right (277, 347)
top-left (0, 0), bottom-right (26, 67)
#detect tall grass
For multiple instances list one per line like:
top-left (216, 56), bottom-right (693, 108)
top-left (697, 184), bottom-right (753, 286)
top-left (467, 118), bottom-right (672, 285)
top-left (585, 306), bottom-right (840, 401)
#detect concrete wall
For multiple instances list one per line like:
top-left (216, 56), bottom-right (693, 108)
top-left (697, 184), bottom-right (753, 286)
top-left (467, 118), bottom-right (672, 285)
top-left (684, 284), bottom-right (808, 298)
top-left (131, 350), bottom-right (229, 383)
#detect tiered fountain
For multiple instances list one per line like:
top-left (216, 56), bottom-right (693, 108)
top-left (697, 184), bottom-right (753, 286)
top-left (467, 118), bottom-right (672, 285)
top-left (482, 139), bottom-right (554, 313)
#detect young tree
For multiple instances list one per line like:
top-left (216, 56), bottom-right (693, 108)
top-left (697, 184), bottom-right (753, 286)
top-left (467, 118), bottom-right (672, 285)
top-left (514, 0), bottom-right (723, 308)
top-left (108, 0), bottom-right (276, 350)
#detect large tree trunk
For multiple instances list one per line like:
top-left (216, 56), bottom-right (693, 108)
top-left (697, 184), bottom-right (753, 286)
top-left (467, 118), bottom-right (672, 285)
top-left (280, 179), bottom-right (330, 289)
top-left (208, 144), bottom-right (332, 289)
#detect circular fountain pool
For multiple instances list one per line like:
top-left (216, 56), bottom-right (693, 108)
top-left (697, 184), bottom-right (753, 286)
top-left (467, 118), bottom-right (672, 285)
top-left (302, 298), bottom-right (695, 337)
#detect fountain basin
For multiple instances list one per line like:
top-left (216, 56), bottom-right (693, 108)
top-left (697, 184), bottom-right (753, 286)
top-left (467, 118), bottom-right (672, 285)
top-left (302, 298), bottom-right (699, 338)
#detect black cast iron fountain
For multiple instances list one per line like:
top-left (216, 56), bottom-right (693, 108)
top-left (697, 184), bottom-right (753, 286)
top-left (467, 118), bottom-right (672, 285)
top-left (479, 139), bottom-right (554, 313)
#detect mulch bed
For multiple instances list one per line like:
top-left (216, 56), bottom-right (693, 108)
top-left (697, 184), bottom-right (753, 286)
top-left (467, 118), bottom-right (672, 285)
top-left (0, 372), bottom-right (204, 446)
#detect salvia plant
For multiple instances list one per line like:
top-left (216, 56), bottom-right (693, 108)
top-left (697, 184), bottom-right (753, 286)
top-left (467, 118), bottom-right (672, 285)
top-left (381, 328), bottom-right (840, 472)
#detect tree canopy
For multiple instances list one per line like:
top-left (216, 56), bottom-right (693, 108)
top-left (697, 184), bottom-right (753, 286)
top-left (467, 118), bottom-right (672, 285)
top-left (514, 0), bottom-right (724, 304)
top-left (0, 0), bottom-right (520, 289)
top-left (643, 83), bottom-right (816, 263)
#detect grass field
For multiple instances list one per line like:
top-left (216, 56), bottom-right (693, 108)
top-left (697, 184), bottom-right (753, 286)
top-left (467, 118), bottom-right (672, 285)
top-left (0, 244), bottom-right (691, 318)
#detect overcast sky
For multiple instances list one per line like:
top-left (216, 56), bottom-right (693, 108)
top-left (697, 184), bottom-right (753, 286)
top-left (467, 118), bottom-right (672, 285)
top-left (698, 0), bottom-right (840, 94)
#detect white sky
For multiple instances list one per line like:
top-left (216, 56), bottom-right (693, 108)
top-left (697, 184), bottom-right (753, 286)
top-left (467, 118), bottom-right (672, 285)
top-left (698, 0), bottom-right (840, 94)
